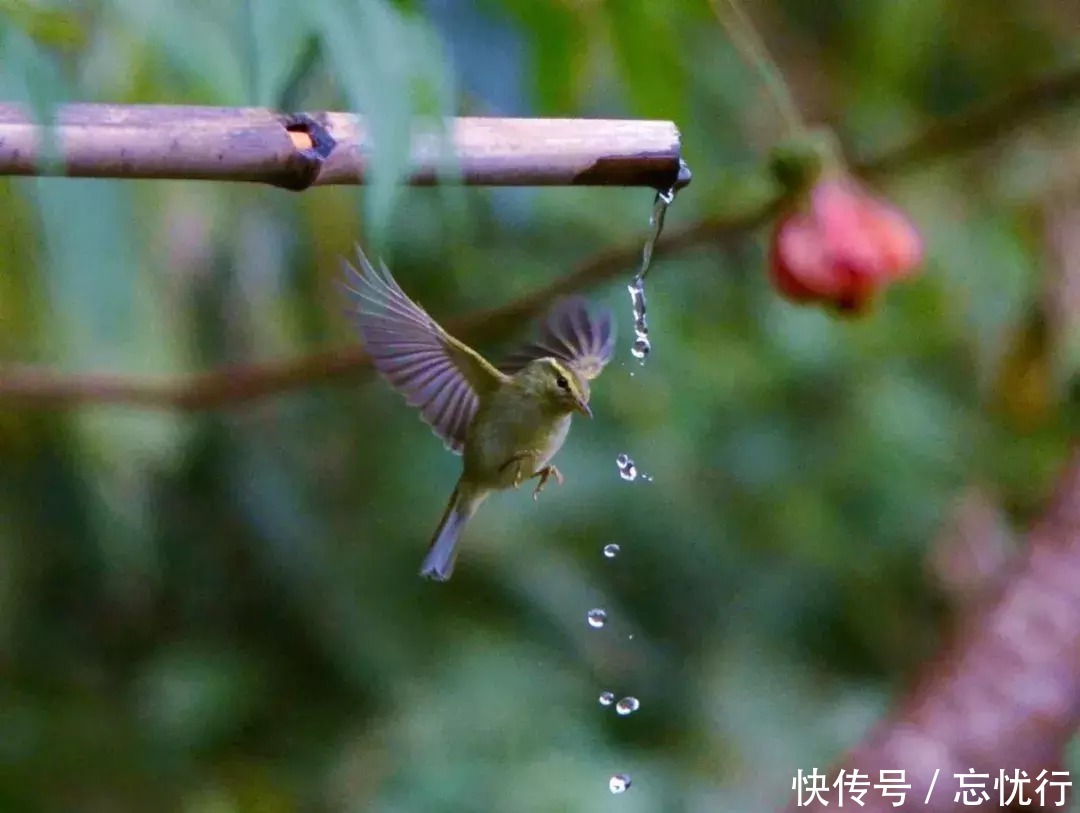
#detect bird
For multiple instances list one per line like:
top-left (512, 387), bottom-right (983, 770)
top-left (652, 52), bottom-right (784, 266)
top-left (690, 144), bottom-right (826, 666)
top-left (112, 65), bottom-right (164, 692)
top-left (340, 246), bottom-right (614, 582)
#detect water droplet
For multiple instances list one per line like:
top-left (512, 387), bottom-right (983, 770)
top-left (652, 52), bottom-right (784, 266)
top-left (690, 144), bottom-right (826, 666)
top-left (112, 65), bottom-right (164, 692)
top-left (627, 277), bottom-right (650, 362)
top-left (598, 691), bottom-right (615, 706)
top-left (675, 158), bottom-right (692, 188)
top-left (616, 454), bottom-right (638, 482)
top-left (609, 774), bottom-right (632, 794)
top-left (603, 543), bottom-right (620, 559)
top-left (587, 608), bottom-right (607, 628)
top-left (615, 696), bottom-right (640, 716)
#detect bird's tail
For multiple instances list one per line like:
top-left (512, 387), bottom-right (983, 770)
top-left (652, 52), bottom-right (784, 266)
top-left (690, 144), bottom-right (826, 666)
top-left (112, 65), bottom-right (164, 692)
top-left (419, 481), bottom-right (487, 582)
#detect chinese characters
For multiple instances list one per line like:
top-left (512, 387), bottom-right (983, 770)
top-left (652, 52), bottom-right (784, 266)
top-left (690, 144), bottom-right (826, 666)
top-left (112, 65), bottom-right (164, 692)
top-left (791, 768), bottom-right (1070, 807)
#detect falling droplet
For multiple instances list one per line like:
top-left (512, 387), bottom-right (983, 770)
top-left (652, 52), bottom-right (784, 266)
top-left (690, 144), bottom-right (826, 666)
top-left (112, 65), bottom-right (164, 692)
top-left (603, 543), bottom-right (620, 559)
top-left (609, 774), bottom-right (632, 794)
top-left (598, 691), bottom-right (615, 707)
top-left (615, 696), bottom-right (640, 716)
top-left (628, 275), bottom-right (650, 361)
top-left (616, 454), bottom-right (638, 482)
top-left (587, 608), bottom-right (607, 628)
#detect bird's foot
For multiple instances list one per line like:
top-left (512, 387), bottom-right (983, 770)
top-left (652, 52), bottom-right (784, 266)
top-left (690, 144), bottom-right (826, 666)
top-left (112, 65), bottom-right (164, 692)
top-left (532, 465), bottom-right (564, 501)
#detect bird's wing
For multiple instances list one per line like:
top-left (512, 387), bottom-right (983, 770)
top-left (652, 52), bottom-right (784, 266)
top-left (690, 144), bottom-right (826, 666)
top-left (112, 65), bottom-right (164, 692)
top-left (340, 247), bottom-right (507, 454)
top-left (499, 295), bottom-right (615, 380)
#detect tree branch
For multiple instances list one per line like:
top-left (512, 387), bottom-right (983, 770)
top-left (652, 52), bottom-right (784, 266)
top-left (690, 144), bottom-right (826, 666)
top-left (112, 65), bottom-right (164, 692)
top-left (0, 349), bottom-right (368, 410)
top-left (0, 105), bottom-right (686, 190)
top-left (0, 205), bottom-right (770, 411)
top-left (855, 65), bottom-right (1080, 180)
top-left (786, 445), bottom-right (1080, 812)
top-left (1, 65), bottom-right (1079, 412)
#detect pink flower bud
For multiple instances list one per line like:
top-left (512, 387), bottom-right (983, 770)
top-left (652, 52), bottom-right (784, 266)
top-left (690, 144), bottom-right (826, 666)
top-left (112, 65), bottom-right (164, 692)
top-left (769, 176), bottom-right (923, 313)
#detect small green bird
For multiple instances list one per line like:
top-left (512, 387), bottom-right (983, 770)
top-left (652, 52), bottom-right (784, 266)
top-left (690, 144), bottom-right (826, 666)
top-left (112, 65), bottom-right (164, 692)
top-left (341, 247), bottom-right (614, 581)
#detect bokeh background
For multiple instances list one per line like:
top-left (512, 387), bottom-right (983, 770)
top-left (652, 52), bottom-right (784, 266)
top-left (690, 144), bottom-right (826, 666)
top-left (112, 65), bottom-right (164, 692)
top-left (2, 1), bottom-right (1079, 811)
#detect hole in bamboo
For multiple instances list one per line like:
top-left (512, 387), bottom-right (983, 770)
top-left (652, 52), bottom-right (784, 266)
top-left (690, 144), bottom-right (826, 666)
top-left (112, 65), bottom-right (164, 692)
top-left (287, 129), bottom-right (314, 151)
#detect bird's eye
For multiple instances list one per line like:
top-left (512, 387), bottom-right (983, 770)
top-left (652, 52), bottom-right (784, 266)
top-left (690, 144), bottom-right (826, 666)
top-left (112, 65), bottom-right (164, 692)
top-left (555, 374), bottom-right (569, 390)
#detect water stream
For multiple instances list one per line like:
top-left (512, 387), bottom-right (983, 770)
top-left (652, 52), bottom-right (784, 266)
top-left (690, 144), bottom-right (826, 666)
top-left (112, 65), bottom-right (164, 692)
top-left (600, 162), bottom-right (690, 794)
top-left (627, 159), bottom-right (690, 362)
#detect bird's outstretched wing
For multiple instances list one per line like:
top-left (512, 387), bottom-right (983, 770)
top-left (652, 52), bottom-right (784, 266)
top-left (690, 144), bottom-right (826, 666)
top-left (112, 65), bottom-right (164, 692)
top-left (340, 247), bottom-right (507, 453)
top-left (499, 296), bottom-right (615, 380)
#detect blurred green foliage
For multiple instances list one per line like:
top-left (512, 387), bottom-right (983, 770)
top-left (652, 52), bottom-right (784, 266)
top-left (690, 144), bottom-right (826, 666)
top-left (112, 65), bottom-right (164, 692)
top-left (0, 0), bottom-right (1078, 811)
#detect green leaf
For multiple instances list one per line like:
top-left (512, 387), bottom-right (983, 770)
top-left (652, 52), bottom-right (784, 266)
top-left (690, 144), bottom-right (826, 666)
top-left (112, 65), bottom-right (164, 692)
top-left (240, 0), bottom-right (315, 107)
top-left (313, 0), bottom-right (455, 244)
top-left (603, 0), bottom-right (687, 121)
top-left (0, 0), bottom-right (87, 50)
top-left (106, 0), bottom-right (247, 104)
top-left (1, 24), bottom-right (188, 619)
top-left (496, 0), bottom-right (586, 113)
top-left (0, 25), bottom-right (67, 169)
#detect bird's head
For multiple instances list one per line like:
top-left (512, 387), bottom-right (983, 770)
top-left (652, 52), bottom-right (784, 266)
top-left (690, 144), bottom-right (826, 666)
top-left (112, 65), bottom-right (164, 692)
top-left (518, 358), bottom-right (592, 418)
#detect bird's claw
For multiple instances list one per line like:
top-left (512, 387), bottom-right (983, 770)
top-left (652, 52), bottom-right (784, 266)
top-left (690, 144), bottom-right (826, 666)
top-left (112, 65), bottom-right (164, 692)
top-left (532, 465), bottom-right (564, 501)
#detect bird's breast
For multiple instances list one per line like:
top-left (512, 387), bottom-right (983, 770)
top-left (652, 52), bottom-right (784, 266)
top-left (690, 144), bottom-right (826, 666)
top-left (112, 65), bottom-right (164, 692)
top-left (463, 390), bottom-right (573, 489)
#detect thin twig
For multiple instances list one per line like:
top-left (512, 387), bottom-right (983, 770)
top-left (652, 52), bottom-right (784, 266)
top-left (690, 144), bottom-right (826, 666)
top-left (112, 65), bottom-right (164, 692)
top-left (707, 0), bottom-right (804, 134)
top-left (1, 66), bottom-right (1079, 411)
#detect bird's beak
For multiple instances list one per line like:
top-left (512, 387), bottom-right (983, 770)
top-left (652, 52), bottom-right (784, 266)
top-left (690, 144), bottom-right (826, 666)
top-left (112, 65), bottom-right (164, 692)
top-left (575, 398), bottom-right (593, 419)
